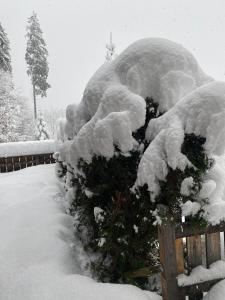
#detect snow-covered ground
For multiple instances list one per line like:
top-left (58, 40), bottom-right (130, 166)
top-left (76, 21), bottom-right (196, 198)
top-left (0, 165), bottom-right (160, 300)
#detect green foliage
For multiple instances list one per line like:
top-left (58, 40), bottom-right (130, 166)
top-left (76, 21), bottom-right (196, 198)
top-left (0, 22), bottom-right (12, 72)
top-left (71, 97), bottom-right (160, 288)
top-left (25, 11), bottom-right (50, 97)
top-left (70, 97), bottom-right (213, 289)
top-left (155, 134), bottom-right (214, 222)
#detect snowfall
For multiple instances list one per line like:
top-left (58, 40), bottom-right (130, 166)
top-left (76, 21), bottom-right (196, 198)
top-left (3, 37), bottom-right (225, 299)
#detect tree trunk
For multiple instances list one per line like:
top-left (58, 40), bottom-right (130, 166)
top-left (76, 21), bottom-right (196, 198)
top-left (33, 83), bottom-right (37, 119)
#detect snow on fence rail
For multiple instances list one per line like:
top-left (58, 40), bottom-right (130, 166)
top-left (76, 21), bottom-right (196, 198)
top-left (0, 140), bottom-right (57, 172)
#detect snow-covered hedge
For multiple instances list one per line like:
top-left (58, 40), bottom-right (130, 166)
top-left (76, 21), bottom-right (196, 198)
top-left (0, 140), bottom-right (57, 157)
top-left (57, 37), bottom-right (225, 288)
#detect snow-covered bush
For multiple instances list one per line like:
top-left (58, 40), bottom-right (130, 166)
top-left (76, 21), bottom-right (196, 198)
top-left (58, 38), bottom-right (225, 288)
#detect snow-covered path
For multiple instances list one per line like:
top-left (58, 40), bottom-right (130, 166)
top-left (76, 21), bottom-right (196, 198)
top-left (0, 165), bottom-right (160, 300)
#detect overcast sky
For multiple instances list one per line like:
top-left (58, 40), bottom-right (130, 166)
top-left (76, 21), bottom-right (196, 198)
top-left (1, 0), bottom-right (225, 110)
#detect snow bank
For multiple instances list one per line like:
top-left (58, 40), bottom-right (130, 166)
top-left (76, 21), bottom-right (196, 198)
top-left (0, 140), bottom-right (57, 157)
top-left (137, 81), bottom-right (225, 199)
top-left (178, 260), bottom-right (225, 287)
top-left (203, 279), bottom-right (225, 300)
top-left (62, 38), bottom-right (211, 165)
top-left (0, 165), bottom-right (160, 300)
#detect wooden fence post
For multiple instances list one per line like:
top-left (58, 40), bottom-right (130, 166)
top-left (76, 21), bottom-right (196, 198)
top-left (158, 221), bottom-right (180, 300)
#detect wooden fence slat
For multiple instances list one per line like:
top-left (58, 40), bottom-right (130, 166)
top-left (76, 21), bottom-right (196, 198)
top-left (38, 155), bottom-right (45, 165)
top-left (175, 238), bottom-right (185, 275)
top-left (20, 156), bottom-right (27, 169)
top-left (206, 232), bottom-right (221, 267)
top-left (187, 235), bottom-right (203, 299)
top-left (187, 235), bottom-right (202, 271)
top-left (6, 157), bottom-right (13, 172)
top-left (50, 153), bottom-right (55, 163)
top-left (13, 156), bottom-right (20, 171)
top-left (0, 157), bottom-right (6, 172)
top-left (26, 155), bottom-right (33, 167)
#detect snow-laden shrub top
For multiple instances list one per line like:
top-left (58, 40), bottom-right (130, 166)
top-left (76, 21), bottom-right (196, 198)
top-left (61, 38), bottom-right (211, 164)
top-left (59, 37), bottom-right (225, 225)
top-left (137, 81), bottom-right (225, 195)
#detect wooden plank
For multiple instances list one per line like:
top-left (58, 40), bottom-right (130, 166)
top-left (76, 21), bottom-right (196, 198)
top-left (44, 154), bottom-right (51, 164)
top-left (186, 235), bottom-right (203, 299)
top-left (175, 238), bottom-right (185, 274)
top-left (13, 156), bottom-right (20, 171)
top-left (176, 222), bottom-right (225, 239)
top-left (187, 235), bottom-right (202, 271)
top-left (158, 222), bottom-right (182, 300)
top-left (38, 154), bottom-right (45, 165)
top-left (6, 157), bottom-right (14, 172)
top-left (206, 232), bottom-right (221, 267)
top-left (26, 155), bottom-right (33, 167)
top-left (31, 155), bottom-right (36, 166)
top-left (50, 153), bottom-right (55, 163)
top-left (19, 156), bottom-right (27, 169)
top-left (0, 157), bottom-right (7, 172)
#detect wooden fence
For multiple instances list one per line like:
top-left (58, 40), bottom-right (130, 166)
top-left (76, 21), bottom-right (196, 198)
top-left (0, 153), bottom-right (55, 173)
top-left (159, 219), bottom-right (225, 299)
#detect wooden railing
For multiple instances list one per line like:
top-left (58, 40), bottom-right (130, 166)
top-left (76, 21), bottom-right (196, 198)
top-left (159, 219), bottom-right (225, 299)
top-left (0, 153), bottom-right (55, 173)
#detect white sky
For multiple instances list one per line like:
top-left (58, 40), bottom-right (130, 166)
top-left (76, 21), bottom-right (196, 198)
top-left (1, 0), bottom-right (225, 110)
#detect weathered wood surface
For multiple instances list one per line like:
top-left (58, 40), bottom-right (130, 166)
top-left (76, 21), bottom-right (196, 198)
top-left (176, 222), bottom-right (225, 238)
top-left (186, 235), bottom-right (203, 299)
top-left (206, 232), bottom-right (221, 267)
top-left (176, 238), bottom-right (185, 275)
top-left (158, 222), bottom-right (183, 300)
top-left (187, 235), bottom-right (202, 271)
top-left (0, 153), bottom-right (55, 173)
top-left (159, 220), bottom-right (225, 300)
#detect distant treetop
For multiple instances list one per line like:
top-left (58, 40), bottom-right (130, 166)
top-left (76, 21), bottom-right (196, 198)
top-left (25, 11), bottom-right (50, 98)
top-left (0, 22), bottom-right (12, 73)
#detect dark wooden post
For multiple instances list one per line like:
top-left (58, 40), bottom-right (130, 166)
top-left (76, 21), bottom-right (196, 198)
top-left (158, 221), bottom-right (180, 300)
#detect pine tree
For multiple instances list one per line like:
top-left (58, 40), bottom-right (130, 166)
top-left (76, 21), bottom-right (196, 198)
top-left (68, 97), bottom-right (213, 289)
top-left (105, 32), bottom-right (116, 62)
top-left (0, 22), bottom-right (12, 72)
top-left (70, 97), bottom-right (161, 288)
top-left (25, 11), bottom-right (50, 119)
top-left (0, 70), bottom-right (20, 142)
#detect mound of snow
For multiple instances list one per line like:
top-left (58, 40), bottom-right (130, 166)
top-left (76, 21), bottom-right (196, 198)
top-left (0, 165), bottom-right (160, 300)
top-left (64, 38), bottom-right (211, 165)
top-left (204, 279), bottom-right (225, 300)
